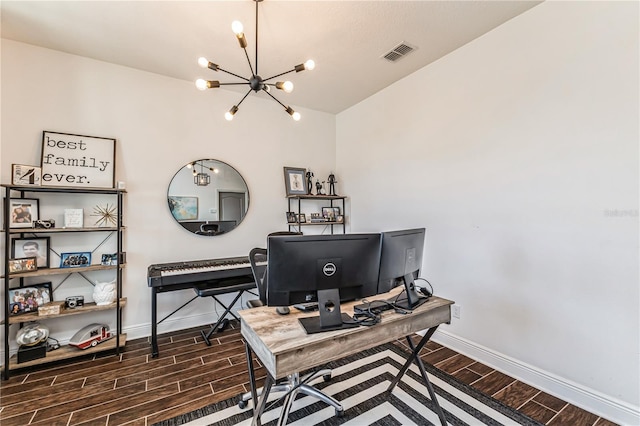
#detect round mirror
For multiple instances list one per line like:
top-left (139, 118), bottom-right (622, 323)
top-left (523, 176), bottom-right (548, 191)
top-left (167, 159), bottom-right (249, 236)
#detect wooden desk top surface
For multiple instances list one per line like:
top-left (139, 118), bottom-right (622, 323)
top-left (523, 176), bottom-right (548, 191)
top-left (239, 288), bottom-right (453, 379)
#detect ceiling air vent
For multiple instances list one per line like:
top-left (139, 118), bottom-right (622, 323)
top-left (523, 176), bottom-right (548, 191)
top-left (381, 42), bottom-right (417, 62)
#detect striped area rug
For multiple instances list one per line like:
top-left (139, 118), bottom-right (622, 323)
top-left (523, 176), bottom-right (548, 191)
top-left (155, 343), bottom-right (542, 426)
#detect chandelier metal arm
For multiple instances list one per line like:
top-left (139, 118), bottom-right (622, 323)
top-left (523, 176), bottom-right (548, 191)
top-left (263, 89), bottom-right (287, 109)
top-left (262, 68), bottom-right (296, 82)
top-left (236, 88), bottom-right (253, 108)
top-left (217, 67), bottom-right (250, 82)
top-left (242, 47), bottom-right (256, 76)
top-left (255, 0), bottom-right (259, 75)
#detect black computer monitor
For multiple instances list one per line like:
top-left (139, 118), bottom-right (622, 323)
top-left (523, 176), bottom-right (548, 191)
top-left (377, 228), bottom-right (427, 310)
top-left (267, 233), bottom-right (382, 334)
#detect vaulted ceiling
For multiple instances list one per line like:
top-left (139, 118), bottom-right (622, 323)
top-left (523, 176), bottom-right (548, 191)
top-left (1, 1), bottom-right (542, 114)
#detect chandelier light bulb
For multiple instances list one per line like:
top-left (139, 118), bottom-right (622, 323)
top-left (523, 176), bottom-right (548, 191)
top-left (292, 112), bottom-right (301, 121)
top-left (304, 59), bottom-right (315, 71)
top-left (276, 81), bottom-right (294, 93)
top-left (198, 57), bottom-right (209, 68)
top-left (231, 20), bottom-right (244, 35)
top-left (225, 105), bottom-right (239, 121)
top-left (195, 79), bottom-right (208, 91)
top-left (283, 81), bottom-right (294, 93)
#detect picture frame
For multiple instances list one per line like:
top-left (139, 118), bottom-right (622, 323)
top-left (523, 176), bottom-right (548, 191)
top-left (9, 282), bottom-right (53, 316)
top-left (297, 213), bottom-right (307, 223)
top-left (11, 237), bottom-right (51, 269)
top-left (11, 164), bottom-right (42, 186)
top-left (8, 257), bottom-right (37, 274)
top-left (283, 167), bottom-right (308, 196)
top-left (41, 131), bottom-right (116, 188)
top-left (101, 253), bottom-right (118, 266)
top-left (168, 196), bottom-right (198, 221)
top-left (322, 206), bottom-right (341, 222)
top-left (286, 212), bottom-right (297, 223)
top-left (60, 252), bottom-right (92, 268)
top-left (336, 214), bottom-right (344, 223)
top-left (8, 198), bottom-right (39, 228)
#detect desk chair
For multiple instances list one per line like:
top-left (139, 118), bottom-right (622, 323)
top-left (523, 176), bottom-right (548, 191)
top-left (239, 242), bottom-right (343, 421)
top-left (196, 223), bottom-right (219, 235)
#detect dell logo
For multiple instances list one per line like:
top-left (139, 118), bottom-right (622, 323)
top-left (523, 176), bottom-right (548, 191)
top-left (323, 263), bottom-right (337, 276)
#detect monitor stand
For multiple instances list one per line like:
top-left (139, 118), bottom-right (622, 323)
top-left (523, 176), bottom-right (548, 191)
top-left (392, 273), bottom-right (429, 311)
top-left (298, 289), bottom-right (360, 334)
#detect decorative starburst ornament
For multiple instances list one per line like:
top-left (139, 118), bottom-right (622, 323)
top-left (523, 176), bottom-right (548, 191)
top-left (91, 204), bottom-right (117, 227)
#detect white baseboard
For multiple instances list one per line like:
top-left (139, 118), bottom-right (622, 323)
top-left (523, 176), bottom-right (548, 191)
top-left (432, 329), bottom-right (640, 426)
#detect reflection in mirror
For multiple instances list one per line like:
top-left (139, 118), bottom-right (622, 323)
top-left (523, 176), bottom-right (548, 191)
top-left (167, 159), bottom-right (249, 236)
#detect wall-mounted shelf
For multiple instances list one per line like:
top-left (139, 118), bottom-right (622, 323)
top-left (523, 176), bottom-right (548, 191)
top-left (286, 195), bottom-right (346, 234)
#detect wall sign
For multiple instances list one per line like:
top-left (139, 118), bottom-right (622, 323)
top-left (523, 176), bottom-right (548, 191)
top-left (40, 131), bottom-right (116, 188)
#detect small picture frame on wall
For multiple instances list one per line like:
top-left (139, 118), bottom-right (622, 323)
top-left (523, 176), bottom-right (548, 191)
top-left (41, 131), bottom-right (116, 188)
top-left (9, 198), bottom-right (39, 228)
top-left (11, 164), bottom-right (42, 186)
top-left (283, 167), bottom-right (308, 196)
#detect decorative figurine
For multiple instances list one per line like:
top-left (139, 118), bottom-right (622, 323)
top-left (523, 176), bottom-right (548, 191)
top-left (306, 170), bottom-right (314, 194)
top-left (315, 179), bottom-right (325, 195)
top-left (327, 173), bottom-right (338, 196)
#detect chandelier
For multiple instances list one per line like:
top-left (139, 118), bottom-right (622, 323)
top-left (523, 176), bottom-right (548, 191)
top-left (195, 0), bottom-right (314, 121)
top-left (188, 161), bottom-right (219, 186)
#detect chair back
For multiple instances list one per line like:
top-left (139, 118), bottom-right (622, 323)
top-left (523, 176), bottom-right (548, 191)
top-left (248, 247), bottom-right (268, 304)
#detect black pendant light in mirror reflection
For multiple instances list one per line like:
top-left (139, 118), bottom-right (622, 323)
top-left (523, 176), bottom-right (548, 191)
top-left (167, 159), bottom-right (249, 236)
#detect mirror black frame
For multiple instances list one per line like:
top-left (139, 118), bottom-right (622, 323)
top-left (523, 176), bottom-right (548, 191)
top-left (167, 159), bottom-right (249, 236)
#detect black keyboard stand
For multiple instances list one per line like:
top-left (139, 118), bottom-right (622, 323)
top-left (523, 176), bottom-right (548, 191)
top-left (194, 281), bottom-right (258, 346)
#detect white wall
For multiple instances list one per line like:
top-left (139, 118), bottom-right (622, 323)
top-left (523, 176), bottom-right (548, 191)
top-left (0, 39), bottom-right (336, 345)
top-left (337, 0), bottom-right (638, 423)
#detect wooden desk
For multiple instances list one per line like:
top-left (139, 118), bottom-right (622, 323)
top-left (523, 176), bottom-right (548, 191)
top-left (239, 288), bottom-right (454, 425)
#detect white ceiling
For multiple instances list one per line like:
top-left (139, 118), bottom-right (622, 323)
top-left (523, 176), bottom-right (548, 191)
top-left (1, 1), bottom-right (542, 114)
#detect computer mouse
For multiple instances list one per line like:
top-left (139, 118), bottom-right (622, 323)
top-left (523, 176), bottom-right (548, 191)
top-left (276, 306), bottom-right (290, 315)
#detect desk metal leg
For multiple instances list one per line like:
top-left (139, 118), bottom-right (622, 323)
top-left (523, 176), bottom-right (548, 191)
top-left (245, 343), bottom-right (259, 409)
top-left (252, 374), bottom-right (274, 426)
top-left (387, 326), bottom-right (447, 426)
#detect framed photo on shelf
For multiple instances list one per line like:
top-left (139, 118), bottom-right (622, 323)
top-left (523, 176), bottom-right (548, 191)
top-left (11, 237), bottom-right (51, 269)
top-left (11, 164), bottom-right (42, 186)
top-left (9, 282), bottom-right (53, 316)
top-left (322, 207), bottom-right (340, 222)
top-left (283, 167), bottom-right (308, 196)
top-left (286, 212), bottom-right (297, 223)
top-left (8, 198), bottom-right (39, 228)
top-left (41, 131), bottom-right (116, 188)
top-left (297, 213), bottom-right (307, 223)
top-left (8, 257), bottom-right (37, 274)
top-left (60, 252), bottom-right (92, 268)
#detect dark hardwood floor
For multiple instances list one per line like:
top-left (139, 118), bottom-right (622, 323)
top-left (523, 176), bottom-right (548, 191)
top-left (0, 321), bottom-right (618, 426)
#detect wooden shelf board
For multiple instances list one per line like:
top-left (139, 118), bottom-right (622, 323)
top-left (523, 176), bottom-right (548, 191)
top-left (6, 227), bottom-right (123, 234)
top-left (1, 184), bottom-right (126, 194)
top-left (3, 263), bottom-right (124, 279)
top-left (7, 334), bottom-right (127, 370)
top-left (2, 298), bottom-right (127, 325)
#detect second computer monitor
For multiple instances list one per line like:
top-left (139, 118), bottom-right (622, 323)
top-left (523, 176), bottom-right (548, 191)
top-left (377, 228), bottom-right (427, 309)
